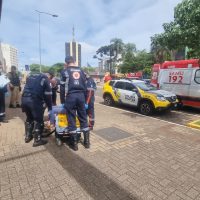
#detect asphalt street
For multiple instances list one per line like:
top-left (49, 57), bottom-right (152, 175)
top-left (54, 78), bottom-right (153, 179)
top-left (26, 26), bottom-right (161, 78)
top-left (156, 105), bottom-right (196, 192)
top-left (96, 86), bottom-right (200, 127)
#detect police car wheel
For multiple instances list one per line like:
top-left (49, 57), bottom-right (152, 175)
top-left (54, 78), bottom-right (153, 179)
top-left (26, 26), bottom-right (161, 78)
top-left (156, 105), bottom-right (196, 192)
top-left (104, 95), bottom-right (113, 106)
top-left (139, 101), bottom-right (153, 115)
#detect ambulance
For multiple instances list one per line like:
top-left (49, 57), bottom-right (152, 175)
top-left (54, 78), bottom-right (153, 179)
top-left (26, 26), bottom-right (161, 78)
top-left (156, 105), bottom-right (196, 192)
top-left (151, 59), bottom-right (200, 108)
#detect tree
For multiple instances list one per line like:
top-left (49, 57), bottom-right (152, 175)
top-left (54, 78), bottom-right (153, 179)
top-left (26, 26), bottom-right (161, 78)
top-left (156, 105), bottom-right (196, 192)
top-left (30, 63), bottom-right (65, 76)
top-left (96, 45), bottom-right (110, 57)
top-left (151, 34), bottom-right (171, 63)
top-left (50, 63), bottom-right (64, 75)
top-left (95, 39), bottom-right (154, 75)
top-left (120, 43), bottom-right (137, 73)
top-left (30, 64), bottom-right (49, 73)
top-left (95, 38), bottom-right (125, 74)
top-left (121, 49), bottom-right (153, 75)
top-left (174, 0), bottom-right (200, 58)
top-left (81, 66), bottom-right (96, 73)
top-left (110, 38), bottom-right (124, 65)
top-left (151, 0), bottom-right (200, 59)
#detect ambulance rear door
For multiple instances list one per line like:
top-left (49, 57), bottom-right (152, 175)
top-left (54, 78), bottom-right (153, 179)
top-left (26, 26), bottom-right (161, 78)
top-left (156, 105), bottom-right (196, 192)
top-left (158, 68), bottom-right (192, 98)
top-left (187, 68), bottom-right (200, 107)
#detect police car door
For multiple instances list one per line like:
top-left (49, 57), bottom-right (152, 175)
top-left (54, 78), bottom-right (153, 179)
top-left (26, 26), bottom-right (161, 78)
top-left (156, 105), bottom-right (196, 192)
top-left (113, 81), bottom-right (126, 103)
top-left (123, 82), bottom-right (138, 106)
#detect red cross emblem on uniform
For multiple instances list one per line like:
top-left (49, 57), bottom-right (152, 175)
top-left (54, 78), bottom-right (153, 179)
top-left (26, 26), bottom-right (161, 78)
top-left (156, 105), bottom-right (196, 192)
top-left (72, 72), bottom-right (80, 79)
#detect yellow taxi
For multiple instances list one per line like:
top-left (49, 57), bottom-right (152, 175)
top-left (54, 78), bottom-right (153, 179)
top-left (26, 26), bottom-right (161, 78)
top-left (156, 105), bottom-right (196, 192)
top-left (103, 79), bottom-right (178, 115)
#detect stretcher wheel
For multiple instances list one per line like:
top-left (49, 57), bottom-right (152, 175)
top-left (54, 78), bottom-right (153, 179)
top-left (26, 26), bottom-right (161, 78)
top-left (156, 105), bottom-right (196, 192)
top-left (55, 137), bottom-right (63, 146)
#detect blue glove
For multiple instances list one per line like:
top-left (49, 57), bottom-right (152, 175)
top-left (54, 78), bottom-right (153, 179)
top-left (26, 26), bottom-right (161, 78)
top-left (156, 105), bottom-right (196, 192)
top-left (85, 104), bottom-right (88, 110)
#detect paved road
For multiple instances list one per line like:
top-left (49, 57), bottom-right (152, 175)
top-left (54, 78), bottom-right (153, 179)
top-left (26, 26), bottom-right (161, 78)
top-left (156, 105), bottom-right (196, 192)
top-left (96, 86), bottom-right (200, 127)
top-left (1, 94), bottom-right (200, 199)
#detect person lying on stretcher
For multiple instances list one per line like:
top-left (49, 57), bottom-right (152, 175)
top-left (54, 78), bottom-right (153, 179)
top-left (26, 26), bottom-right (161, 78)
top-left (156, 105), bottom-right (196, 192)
top-left (48, 104), bottom-right (80, 132)
top-left (47, 104), bottom-right (81, 146)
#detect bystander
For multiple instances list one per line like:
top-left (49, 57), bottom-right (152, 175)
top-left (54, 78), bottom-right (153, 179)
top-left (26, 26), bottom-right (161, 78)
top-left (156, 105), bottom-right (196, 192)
top-left (8, 66), bottom-right (21, 108)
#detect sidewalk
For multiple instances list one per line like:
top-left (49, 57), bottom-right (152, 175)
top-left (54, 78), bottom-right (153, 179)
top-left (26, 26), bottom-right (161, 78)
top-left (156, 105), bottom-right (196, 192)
top-left (1, 101), bottom-right (200, 200)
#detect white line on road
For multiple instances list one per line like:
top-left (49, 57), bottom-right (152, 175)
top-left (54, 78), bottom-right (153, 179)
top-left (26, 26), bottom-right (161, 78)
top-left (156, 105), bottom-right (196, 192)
top-left (95, 101), bottom-right (200, 131)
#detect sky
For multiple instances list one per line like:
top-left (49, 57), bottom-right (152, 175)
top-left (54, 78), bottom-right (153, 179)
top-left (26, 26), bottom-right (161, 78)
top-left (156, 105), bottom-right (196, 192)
top-left (0, 0), bottom-right (182, 68)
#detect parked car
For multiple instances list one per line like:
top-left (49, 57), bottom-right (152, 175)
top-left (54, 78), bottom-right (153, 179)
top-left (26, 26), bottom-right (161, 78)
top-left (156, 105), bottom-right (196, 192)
top-left (143, 79), bottom-right (151, 85)
top-left (103, 79), bottom-right (178, 115)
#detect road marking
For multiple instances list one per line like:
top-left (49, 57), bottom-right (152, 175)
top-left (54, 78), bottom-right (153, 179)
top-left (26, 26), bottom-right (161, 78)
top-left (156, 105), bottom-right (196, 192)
top-left (95, 102), bottom-right (200, 131)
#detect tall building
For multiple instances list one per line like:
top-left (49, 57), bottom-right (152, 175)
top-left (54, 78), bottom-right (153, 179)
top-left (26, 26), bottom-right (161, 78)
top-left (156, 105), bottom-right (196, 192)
top-left (1, 43), bottom-right (18, 72)
top-left (65, 42), bottom-right (81, 67)
top-left (0, 45), bottom-right (6, 73)
top-left (65, 27), bottom-right (81, 66)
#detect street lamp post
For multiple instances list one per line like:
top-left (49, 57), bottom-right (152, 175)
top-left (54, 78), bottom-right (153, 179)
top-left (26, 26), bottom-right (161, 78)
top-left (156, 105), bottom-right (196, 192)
top-left (18, 51), bottom-right (25, 72)
top-left (35, 10), bottom-right (58, 73)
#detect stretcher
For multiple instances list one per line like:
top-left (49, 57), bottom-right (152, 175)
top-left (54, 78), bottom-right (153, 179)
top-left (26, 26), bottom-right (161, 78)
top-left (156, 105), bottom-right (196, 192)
top-left (43, 105), bottom-right (81, 146)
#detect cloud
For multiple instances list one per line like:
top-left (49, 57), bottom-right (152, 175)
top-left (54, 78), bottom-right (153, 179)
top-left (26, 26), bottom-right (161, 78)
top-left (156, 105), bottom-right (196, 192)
top-left (1, 0), bottom-right (182, 67)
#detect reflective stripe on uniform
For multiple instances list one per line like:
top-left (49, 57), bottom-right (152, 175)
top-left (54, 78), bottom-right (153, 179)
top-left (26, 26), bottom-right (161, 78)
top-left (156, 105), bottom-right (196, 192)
top-left (69, 130), bottom-right (77, 134)
top-left (40, 78), bottom-right (45, 86)
top-left (60, 81), bottom-right (66, 84)
top-left (45, 91), bottom-right (52, 95)
top-left (87, 88), bottom-right (95, 91)
top-left (81, 127), bottom-right (90, 131)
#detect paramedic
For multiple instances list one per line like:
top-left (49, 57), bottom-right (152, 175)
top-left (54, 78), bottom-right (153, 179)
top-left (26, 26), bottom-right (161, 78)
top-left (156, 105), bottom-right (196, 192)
top-left (21, 73), bottom-right (52, 147)
top-left (60, 64), bottom-right (68, 104)
top-left (64, 56), bottom-right (90, 151)
top-left (85, 72), bottom-right (96, 130)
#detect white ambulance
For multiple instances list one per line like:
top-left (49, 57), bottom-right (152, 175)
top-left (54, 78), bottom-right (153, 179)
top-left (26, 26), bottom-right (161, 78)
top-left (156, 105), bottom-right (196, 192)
top-left (151, 59), bottom-right (200, 108)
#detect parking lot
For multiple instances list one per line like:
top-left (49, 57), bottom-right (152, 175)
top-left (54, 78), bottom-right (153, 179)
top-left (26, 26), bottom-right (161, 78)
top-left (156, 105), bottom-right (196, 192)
top-left (1, 89), bottom-right (200, 200)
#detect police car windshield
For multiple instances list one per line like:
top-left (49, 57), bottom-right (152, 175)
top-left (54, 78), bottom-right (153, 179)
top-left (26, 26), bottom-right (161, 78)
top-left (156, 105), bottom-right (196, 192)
top-left (134, 82), bottom-right (156, 91)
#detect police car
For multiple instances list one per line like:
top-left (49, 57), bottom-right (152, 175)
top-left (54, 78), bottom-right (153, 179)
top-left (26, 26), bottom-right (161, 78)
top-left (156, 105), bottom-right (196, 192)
top-left (103, 79), bottom-right (178, 115)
